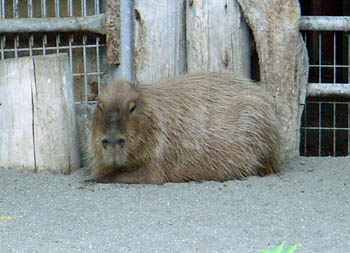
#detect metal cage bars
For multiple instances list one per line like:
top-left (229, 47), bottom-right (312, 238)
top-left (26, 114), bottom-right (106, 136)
top-left (0, 0), bottom-right (107, 103)
top-left (300, 16), bottom-right (350, 156)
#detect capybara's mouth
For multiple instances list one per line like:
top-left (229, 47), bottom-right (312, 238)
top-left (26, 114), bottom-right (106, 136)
top-left (102, 151), bottom-right (128, 168)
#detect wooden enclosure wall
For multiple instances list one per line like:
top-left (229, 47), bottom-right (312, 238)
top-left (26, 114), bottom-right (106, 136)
top-left (129, 0), bottom-right (308, 161)
top-left (133, 0), bottom-right (251, 83)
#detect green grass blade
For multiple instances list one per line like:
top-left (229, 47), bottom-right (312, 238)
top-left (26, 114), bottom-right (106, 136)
top-left (285, 243), bottom-right (299, 253)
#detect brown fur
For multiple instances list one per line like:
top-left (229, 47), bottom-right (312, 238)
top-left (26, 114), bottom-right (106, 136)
top-left (87, 72), bottom-right (280, 184)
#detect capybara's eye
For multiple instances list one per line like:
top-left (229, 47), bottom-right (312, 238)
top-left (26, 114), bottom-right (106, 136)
top-left (129, 102), bottom-right (136, 113)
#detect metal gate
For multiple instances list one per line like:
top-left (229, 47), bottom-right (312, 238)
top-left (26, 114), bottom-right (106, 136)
top-left (300, 16), bottom-right (350, 156)
top-left (0, 0), bottom-right (108, 103)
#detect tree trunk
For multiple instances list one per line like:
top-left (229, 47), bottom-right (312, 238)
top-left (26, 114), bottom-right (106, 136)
top-left (237, 0), bottom-right (309, 161)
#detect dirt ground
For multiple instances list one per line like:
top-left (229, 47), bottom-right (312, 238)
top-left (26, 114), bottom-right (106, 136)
top-left (0, 157), bottom-right (349, 252)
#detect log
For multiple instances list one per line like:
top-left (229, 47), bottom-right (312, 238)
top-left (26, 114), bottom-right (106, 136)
top-left (133, 0), bottom-right (186, 82)
top-left (237, 0), bottom-right (309, 160)
top-left (0, 54), bottom-right (81, 173)
top-left (186, 0), bottom-right (251, 77)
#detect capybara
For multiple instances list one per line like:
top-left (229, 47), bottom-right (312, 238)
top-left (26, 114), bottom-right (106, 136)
top-left (87, 72), bottom-right (280, 184)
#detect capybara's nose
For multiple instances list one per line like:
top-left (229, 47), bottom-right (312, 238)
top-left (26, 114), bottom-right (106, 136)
top-left (102, 137), bottom-right (125, 149)
top-left (101, 138), bottom-right (109, 149)
top-left (116, 138), bottom-right (125, 148)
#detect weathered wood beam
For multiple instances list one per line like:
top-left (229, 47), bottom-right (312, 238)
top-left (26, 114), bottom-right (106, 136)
top-left (300, 16), bottom-right (350, 31)
top-left (0, 14), bottom-right (106, 34)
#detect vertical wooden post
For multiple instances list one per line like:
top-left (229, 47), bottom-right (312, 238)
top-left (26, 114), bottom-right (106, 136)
top-left (133, 0), bottom-right (186, 82)
top-left (186, 0), bottom-right (251, 77)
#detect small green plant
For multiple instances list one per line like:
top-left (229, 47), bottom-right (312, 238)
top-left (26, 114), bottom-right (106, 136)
top-left (260, 241), bottom-right (299, 253)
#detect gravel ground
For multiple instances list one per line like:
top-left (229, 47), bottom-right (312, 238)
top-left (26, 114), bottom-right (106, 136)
top-left (0, 157), bottom-right (349, 253)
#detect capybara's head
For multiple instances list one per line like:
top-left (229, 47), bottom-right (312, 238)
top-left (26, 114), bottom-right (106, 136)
top-left (90, 80), bottom-right (145, 171)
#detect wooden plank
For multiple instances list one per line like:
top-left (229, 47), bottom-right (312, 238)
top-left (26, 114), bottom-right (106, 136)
top-left (32, 54), bottom-right (81, 173)
top-left (133, 0), bottom-right (186, 82)
top-left (0, 58), bottom-right (36, 171)
top-left (186, 0), bottom-right (251, 77)
top-left (0, 54), bottom-right (81, 173)
top-left (106, 0), bottom-right (121, 64)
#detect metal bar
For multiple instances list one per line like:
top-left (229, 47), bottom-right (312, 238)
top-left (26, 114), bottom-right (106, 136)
top-left (96, 0), bottom-right (100, 15)
top-left (13, 0), bottom-right (17, 18)
top-left (0, 0), bottom-right (3, 19)
top-left (29, 34), bottom-right (33, 56)
top-left (28, 0), bottom-right (34, 57)
top-left (13, 0), bottom-right (19, 58)
top-left (318, 103), bottom-right (321, 156)
top-left (96, 35), bottom-right (101, 94)
top-left (310, 64), bottom-right (349, 68)
top-left (0, 1), bottom-right (4, 60)
top-left (41, 0), bottom-right (46, 18)
top-left (41, 0), bottom-right (46, 57)
top-left (306, 101), bottom-right (350, 105)
top-left (28, 0), bottom-right (33, 18)
top-left (307, 83), bottom-right (350, 96)
top-left (333, 102), bottom-right (336, 156)
top-left (333, 32), bottom-right (336, 84)
top-left (83, 34), bottom-right (88, 102)
top-left (348, 34), bottom-right (350, 84)
top-left (114, 0), bottom-right (134, 80)
top-left (348, 103), bottom-right (350, 155)
top-left (55, 0), bottom-right (60, 17)
top-left (303, 102), bottom-right (307, 155)
top-left (0, 43), bottom-right (105, 51)
top-left (56, 34), bottom-right (60, 53)
top-left (68, 34), bottom-right (73, 78)
top-left (319, 33), bottom-right (322, 83)
top-left (14, 35), bottom-right (18, 58)
top-left (348, 36), bottom-right (350, 156)
top-left (42, 34), bottom-right (46, 55)
top-left (300, 16), bottom-right (350, 31)
top-left (81, 0), bottom-right (86, 16)
top-left (301, 126), bottom-right (350, 131)
top-left (0, 36), bottom-right (5, 60)
top-left (68, 0), bottom-right (73, 16)
top-left (0, 14), bottom-right (106, 34)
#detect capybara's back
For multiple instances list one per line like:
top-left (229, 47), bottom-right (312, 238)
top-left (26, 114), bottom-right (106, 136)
top-left (88, 72), bottom-right (280, 184)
